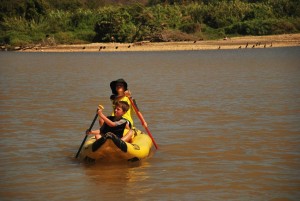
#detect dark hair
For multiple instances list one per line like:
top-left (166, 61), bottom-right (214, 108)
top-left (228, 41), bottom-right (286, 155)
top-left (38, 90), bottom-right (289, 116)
top-left (110, 79), bottom-right (128, 95)
top-left (115, 101), bottom-right (129, 112)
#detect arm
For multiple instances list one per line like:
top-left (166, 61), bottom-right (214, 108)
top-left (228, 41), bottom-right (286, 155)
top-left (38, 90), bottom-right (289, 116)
top-left (127, 94), bottom-right (159, 149)
top-left (86, 129), bottom-right (100, 135)
top-left (98, 104), bottom-right (105, 126)
top-left (86, 129), bottom-right (102, 140)
top-left (125, 90), bottom-right (148, 127)
top-left (97, 107), bottom-right (117, 127)
top-left (137, 110), bottom-right (147, 127)
top-left (99, 118), bottom-right (104, 127)
top-left (121, 127), bottom-right (133, 142)
top-left (131, 98), bottom-right (148, 127)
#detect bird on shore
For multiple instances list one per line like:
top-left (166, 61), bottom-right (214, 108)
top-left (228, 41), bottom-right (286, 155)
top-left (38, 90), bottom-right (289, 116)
top-left (128, 45), bottom-right (131, 48)
top-left (252, 45), bottom-right (255, 48)
top-left (82, 46), bottom-right (86, 49)
top-left (238, 46), bottom-right (241, 49)
top-left (270, 42), bottom-right (273, 47)
top-left (218, 46), bottom-right (221, 49)
top-left (115, 46), bottom-right (118, 49)
top-left (245, 42), bottom-right (248, 48)
top-left (99, 46), bottom-right (102, 51)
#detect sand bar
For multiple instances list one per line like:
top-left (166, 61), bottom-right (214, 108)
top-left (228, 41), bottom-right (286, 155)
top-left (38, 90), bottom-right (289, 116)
top-left (21, 33), bottom-right (300, 52)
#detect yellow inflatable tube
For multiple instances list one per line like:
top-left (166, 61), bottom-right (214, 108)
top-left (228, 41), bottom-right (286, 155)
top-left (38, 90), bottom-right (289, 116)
top-left (78, 129), bottom-right (153, 162)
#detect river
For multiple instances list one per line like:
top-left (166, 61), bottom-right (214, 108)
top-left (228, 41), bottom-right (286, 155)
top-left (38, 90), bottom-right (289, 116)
top-left (0, 47), bottom-right (300, 200)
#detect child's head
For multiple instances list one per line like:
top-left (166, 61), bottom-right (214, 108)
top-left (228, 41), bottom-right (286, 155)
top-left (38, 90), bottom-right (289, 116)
top-left (114, 101), bottom-right (129, 116)
top-left (110, 79), bottom-right (128, 95)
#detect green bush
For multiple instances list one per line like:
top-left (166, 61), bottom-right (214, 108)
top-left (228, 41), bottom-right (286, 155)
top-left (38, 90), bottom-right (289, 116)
top-left (202, 1), bottom-right (251, 29)
top-left (291, 18), bottom-right (300, 30)
top-left (270, 0), bottom-right (300, 18)
top-left (271, 19), bottom-right (297, 34)
top-left (54, 32), bottom-right (76, 44)
top-left (93, 6), bottom-right (134, 42)
top-left (70, 9), bottom-right (98, 30)
top-left (74, 29), bottom-right (96, 42)
top-left (46, 10), bottom-right (72, 33)
top-left (243, 3), bottom-right (275, 21)
top-left (225, 18), bottom-right (298, 35)
top-left (7, 32), bottom-right (33, 46)
top-left (180, 22), bottom-right (201, 34)
top-left (1, 1), bottom-right (300, 46)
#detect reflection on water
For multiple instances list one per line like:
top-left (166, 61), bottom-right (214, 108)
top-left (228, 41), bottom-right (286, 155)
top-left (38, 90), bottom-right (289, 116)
top-left (83, 161), bottom-right (153, 199)
top-left (0, 47), bottom-right (300, 200)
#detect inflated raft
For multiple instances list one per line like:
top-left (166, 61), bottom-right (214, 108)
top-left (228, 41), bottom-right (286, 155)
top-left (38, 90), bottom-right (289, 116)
top-left (78, 129), bottom-right (153, 162)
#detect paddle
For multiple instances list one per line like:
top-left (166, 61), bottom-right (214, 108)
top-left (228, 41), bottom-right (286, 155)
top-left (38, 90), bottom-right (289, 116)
top-left (128, 97), bottom-right (158, 149)
top-left (75, 105), bottom-right (103, 158)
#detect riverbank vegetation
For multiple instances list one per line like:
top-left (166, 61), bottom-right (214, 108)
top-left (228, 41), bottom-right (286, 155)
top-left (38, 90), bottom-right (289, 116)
top-left (1, 0), bottom-right (299, 48)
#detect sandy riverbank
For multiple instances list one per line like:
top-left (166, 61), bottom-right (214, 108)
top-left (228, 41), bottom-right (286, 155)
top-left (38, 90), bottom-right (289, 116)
top-left (21, 33), bottom-right (300, 52)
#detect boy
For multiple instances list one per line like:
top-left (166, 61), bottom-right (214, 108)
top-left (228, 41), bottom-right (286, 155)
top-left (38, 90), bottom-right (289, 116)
top-left (87, 101), bottom-right (133, 142)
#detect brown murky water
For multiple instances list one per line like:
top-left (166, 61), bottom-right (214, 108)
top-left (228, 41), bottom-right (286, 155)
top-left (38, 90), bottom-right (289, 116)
top-left (1, 48), bottom-right (300, 200)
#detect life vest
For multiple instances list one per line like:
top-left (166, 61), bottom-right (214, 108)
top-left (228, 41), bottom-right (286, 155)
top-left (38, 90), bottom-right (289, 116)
top-left (110, 96), bottom-right (135, 127)
top-left (100, 116), bottom-right (131, 138)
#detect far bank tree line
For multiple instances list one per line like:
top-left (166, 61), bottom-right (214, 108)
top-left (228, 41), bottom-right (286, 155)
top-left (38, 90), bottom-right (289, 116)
top-left (0, 0), bottom-right (299, 47)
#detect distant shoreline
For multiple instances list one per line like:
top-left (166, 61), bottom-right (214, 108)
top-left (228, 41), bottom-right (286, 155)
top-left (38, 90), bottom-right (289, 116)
top-left (19, 33), bottom-right (300, 52)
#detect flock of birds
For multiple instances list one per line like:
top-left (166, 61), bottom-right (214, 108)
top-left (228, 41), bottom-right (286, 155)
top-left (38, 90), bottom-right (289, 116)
top-left (80, 41), bottom-right (274, 51)
top-left (81, 45), bottom-right (133, 51)
top-left (236, 42), bottom-right (273, 49)
top-left (217, 43), bottom-right (273, 50)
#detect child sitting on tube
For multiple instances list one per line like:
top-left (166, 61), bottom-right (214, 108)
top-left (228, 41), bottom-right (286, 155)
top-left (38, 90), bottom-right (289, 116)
top-left (86, 101), bottom-right (133, 142)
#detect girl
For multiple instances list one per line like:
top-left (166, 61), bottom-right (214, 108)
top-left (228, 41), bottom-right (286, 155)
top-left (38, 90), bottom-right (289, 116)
top-left (99, 78), bottom-right (147, 128)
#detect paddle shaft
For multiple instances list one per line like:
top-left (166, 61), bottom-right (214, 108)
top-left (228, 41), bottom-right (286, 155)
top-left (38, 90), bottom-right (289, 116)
top-left (129, 97), bottom-right (158, 149)
top-left (75, 113), bottom-right (98, 158)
